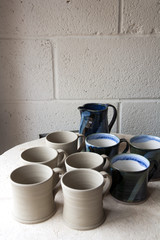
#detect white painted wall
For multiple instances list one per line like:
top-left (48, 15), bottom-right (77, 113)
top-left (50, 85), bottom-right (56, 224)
top-left (0, 0), bottom-right (160, 154)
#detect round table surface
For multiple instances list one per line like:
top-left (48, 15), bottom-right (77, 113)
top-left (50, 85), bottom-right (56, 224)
top-left (0, 133), bottom-right (160, 240)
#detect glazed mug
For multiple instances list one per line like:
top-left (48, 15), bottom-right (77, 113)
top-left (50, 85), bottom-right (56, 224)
top-left (46, 131), bottom-right (85, 155)
top-left (85, 133), bottom-right (129, 157)
top-left (110, 154), bottom-right (157, 204)
top-left (129, 135), bottom-right (160, 180)
top-left (21, 146), bottom-right (67, 169)
top-left (61, 169), bottom-right (112, 230)
top-left (10, 164), bottom-right (64, 223)
top-left (65, 152), bottom-right (109, 172)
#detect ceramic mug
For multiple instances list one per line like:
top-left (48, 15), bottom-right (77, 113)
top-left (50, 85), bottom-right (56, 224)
top-left (109, 153), bottom-right (157, 204)
top-left (61, 169), bottom-right (112, 230)
top-left (10, 164), bottom-right (64, 224)
top-left (65, 152), bottom-right (109, 172)
top-left (85, 133), bottom-right (129, 157)
top-left (129, 135), bottom-right (160, 180)
top-left (21, 146), bottom-right (67, 169)
top-left (46, 131), bottom-right (85, 155)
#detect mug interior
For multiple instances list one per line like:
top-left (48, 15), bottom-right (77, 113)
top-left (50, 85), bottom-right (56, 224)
top-left (21, 146), bottom-right (58, 163)
top-left (86, 133), bottom-right (119, 148)
top-left (62, 169), bottom-right (103, 190)
top-left (10, 164), bottom-right (52, 185)
top-left (111, 154), bottom-right (150, 172)
top-left (66, 152), bottom-right (103, 169)
top-left (130, 135), bottom-right (160, 150)
top-left (46, 131), bottom-right (77, 144)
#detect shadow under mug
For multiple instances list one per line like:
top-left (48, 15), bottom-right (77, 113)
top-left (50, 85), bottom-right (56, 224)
top-left (10, 164), bottom-right (63, 224)
top-left (129, 135), bottom-right (160, 181)
top-left (65, 152), bottom-right (109, 172)
top-left (45, 131), bottom-right (85, 155)
top-left (85, 133), bottom-right (129, 157)
top-left (21, 146), bottom-right (67, 169)
top-left (110, 153), bottom-right (157, 204)
top-left (61, 169), bottom-right (112, 230)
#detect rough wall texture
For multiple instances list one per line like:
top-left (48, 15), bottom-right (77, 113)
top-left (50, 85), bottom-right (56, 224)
top-left (0, 0), bottom-right (159, 153)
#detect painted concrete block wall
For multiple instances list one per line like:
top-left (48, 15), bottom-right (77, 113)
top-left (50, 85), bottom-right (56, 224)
top-left (0, 0), bottom-right (159, 153)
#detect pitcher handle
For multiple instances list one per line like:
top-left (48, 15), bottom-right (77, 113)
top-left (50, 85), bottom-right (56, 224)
top-left (107, 104), bottom-right (117, 132)
top-left (76, 133), bottom-right (85, 152)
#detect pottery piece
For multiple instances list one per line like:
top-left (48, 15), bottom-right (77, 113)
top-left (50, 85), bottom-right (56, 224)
top-left (61, 169), bottom-right (112, 230)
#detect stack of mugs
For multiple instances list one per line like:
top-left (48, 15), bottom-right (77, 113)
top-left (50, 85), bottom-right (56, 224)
top-left (10, 103), bottom-right (160, 230)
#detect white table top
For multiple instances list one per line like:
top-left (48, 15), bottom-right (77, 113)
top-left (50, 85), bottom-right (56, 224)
top-left (0, 134), bottom-right (160, 240)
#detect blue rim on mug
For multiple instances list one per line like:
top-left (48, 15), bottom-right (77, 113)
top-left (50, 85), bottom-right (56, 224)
top-left (110, 153), bottom-right (150, 172)
top-left (85, 133), bottom-right (120, 149)
top-left (130, 135), bottom-right (160, 150)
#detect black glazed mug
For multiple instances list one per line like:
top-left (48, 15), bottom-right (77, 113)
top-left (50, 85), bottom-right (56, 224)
top-left (110, 153), bottom-right (157, 204)
top-left (85, 133), bottom-right (129, 157)
top-left (129, 135), bottom-right (160, 181)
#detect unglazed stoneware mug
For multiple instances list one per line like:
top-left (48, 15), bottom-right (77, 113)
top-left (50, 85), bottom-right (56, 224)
top-left (21, 146), bottom-right (67, 169)
top-left (85, 133), bottom-right (129, 157)
top-left (129, 135), bottom-right (160, 180)
top-left (10, 164), bottom-right (64, 224)
top-left (46, 131), bottom-right (85, 155)
top-left (109, 153), bottom-right (157, 204)
top-left (65, 152), bottom-right (109, 172)
top-left (61, 169), bottom-right (112, 230)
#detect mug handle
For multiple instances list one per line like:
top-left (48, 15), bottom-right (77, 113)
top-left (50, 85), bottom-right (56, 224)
top-left (100, 171), bottom-right (112, 198)
top-left (119, 138), bottom-right (129, 153)
top-left (52, 167), bottom-right (65, 185)
top-left (100, 154), bottom-right (110, 170)
top-left (52, 167), bottom-right (65, 196)
top-left (107, 104), bottom-right (117, 132)
top-left (57, 149), bottom-right (68, 167)
top-left (76, 133), bottom-right (85, 152)
top-left (148, 159), bottom-right (158, 181)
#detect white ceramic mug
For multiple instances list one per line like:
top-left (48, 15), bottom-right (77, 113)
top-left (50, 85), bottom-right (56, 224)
top-left (61, 169), bottom-right (112, 230)
top-left (10, 164), bottom-right (64, 224)
top-left (65, 152), bottom-right (109, 172)
top-left (21, 146), bottom-right (67, 169)
top-left (45, 131), bottom-right (85, 155)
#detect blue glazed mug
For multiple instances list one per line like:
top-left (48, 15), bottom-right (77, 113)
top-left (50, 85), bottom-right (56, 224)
top-left (110, 154), bottom-right (157, 204)
top-left (85, 133), bottom-right (129, 157)
top-left (129, 135), bottom-right (160, 181)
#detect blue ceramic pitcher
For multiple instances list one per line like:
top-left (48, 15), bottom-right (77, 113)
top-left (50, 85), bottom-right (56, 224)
top-left (78, 103), bottom-right (117, 136)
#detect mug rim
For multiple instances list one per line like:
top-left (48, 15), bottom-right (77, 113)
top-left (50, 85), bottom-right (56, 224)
top-left (65, 152), bottom-right (104, 169)
top-left (61, 169), bottom-right (104, 192)
top-left (110, 153), bottom-right (150, 173)
top-left (129, 135), bottom-right (160, 151)
top-left (21, 146), bottom-right (58, 164)
top-left (85, 133), bottom-right (120, 148)
top-left (46, 131), bottom-right (78, 145)
top-left (10, 164), bottom-right (53, 187)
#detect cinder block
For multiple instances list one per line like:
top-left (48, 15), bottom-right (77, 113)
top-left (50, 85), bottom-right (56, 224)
top-left (0, 39), bottom-right (53, 100)
top-left (0, 0), bottom-right (118, 37)
top-left (122, 0), bottom-right (160, 34)
top-left (0, 101), bottom-right (118, 154)
top-left (121, 102), bottom-right (160, 136)
top-left (55, 37), bottom-right (160, 99)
